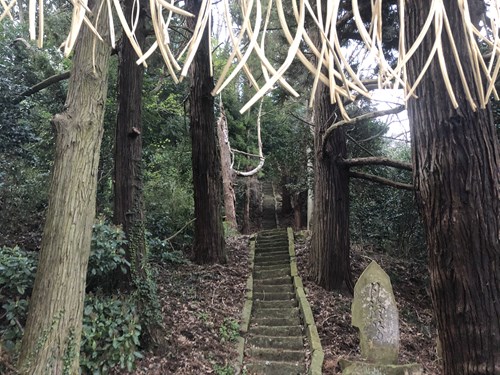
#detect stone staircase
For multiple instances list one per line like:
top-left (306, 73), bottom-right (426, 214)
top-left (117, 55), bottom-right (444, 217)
top-left (260, 181), bottom-right (278, 230)
top-left (237, 229), bottom-right (324, 375)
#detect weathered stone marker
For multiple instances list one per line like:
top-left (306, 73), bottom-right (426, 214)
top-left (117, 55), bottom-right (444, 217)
top-left (352, 260), bottom-right (400, 364)
top-left (340, 261), bottom-right (422, 375)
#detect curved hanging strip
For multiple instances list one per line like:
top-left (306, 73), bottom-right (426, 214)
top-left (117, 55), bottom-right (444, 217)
top-left (3, 0), bottom-right (500, 112)
top-left (232, 99), bottom-right (265, 177)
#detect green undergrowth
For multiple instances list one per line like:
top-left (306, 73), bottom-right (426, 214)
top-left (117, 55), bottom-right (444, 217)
top-left (0, 220), bottom-right (150, 374)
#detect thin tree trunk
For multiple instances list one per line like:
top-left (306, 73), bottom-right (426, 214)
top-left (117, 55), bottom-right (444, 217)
top-left (216, 103), bottom-right (238, 229)
top-left (113, 0), bottom-right (163, 346)
top-left (405, 1), bottom-right (500, 373)
top-left (242, 178), bottom-right (251, 234)
top-left (17, 1), bottom-right (111, 372)
top-left (310, 81), bottom-right (353, 292)
top-left (187, 0), bottom-right (226, 263)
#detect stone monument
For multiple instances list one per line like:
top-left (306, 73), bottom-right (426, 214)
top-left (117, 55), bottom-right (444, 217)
top-left (340, 261), bottom-right (423, 375)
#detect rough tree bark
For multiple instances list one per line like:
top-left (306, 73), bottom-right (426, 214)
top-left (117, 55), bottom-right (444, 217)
top-left (17, 0), bottom-right (111, 372)
top-left (405, 1), bottom-right (500, 374)
top-left (216, 103), bottom-right (238, 229)
top-left (187, 0), bottom-right (226, 263)
top-left (113, 0), bottom-right (163, 346)
top-left (310, 80), bottom-right (353, 291)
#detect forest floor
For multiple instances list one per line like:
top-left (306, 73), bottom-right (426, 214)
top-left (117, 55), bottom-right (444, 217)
top-left (132, 231), bottom-right (440, 374)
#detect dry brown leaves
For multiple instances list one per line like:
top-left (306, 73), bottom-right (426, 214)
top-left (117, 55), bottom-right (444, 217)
top-left (294, 233), bottom-right (441, 374)
top-left (131, 235), bottom-right (251, 375)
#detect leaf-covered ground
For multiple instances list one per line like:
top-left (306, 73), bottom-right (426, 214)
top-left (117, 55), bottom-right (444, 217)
top-left (294, 233), bottom-right (440, 374)
top-left (131, 235), bottom-right (251, 374)
top-left (0, 233), bottom-right (440, 374)
top-left (134, 232), bottom-right (440, 374)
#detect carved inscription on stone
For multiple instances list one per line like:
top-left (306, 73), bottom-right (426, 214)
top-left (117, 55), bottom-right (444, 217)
top-left (352, 261), bottom-right (400, 364)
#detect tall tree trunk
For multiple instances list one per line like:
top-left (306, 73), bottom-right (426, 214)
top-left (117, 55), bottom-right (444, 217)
top-left (17, 1), bottom-right (111, 372)
top-left (113, 0), bottom-right (162, 346)
top-left (216, 104), bottom-right (238, 229)
top-left (405, 2), bottom-right (500, 374)
top-left (187, 0), bottom-right (226, 263)
top-left (242, 177), bottom-right (251, 234)
top-left (310, 81), bottom-right (352, 292)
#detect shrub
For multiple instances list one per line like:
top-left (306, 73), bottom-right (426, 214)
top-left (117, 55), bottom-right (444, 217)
top-left (80, 294), bottom-right (142, 374)
top-left (0, 223), bottom-right (142, 372)
top-left (0, 246), bottom-right (37, 300)
top-left (86, 219), bottom-right (130, 290)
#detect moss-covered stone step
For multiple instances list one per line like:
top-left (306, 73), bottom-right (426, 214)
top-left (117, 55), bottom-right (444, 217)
top-left (254, 251), bottom-right (290, 260)
top-left (253, 276), bottom-right (292, 286)
top-left (253, 261), bottom-right (291, 269)
top-left (244, 360), bottom-right (306, 375)
top-left (248, 325), bottom-right (303, 337)
top-left (253, 299), bottom-right (297, 309)
top-left (255, 243), bottom-right (289, 250)
top-left (247, 347), bottom-right (305, 362)
top-left (251, 315), bottom-right (301, 326)
top-left (253, 284), bottom-right (294, 294)
top-left (252, 306), bottom-right (299, 319)
top-left (253, 291), bottom-right (295, 301)
top-left (253, 268), bottom-right (291, 279)
top-left (247, 335), bottom-right (304, 350)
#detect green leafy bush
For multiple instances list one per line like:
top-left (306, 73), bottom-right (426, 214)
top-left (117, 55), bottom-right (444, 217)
top-left (0, 223), bottom-right (141, 371)
top-left (80, 294), bottom-right (142, 374)
top-left (0, 246), bottom-right (37, 299)
top-left (86, 219), bottom-right (130, 290)
top-left (1, 298), bottom-right (28, 351)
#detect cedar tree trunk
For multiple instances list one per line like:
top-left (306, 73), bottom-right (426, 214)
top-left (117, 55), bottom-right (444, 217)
top-left (310, 81), bottom-right (353, 292)
top-left (187, 0), bottom-right (226, 263)
top-left (113, 0), bottom-right (162, 346)
top-left (17, 0), bottom-right (111, 372)
top-left (216, 105), bottom-right (238, 229)
top-left (405, 1), bottom-right (500, 373)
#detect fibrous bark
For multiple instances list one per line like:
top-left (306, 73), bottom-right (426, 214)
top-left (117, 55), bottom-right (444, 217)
top-left (216, 103), bottom-right (238, 229)
top-left (310, 80), bottom-right (353, 292)
top-left (405, 1), bottom-right (500, 374)
top-left (187, 0), bottom-right (226, 263)
top-left (113, 0), bottom-right (163, 346)
top-left (17, 0), bottom-right (111, 372)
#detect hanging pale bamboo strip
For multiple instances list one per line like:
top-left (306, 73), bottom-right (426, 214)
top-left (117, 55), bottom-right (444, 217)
top-left (259, 0), bottom-right (273, 82)
top-left (110, 0), bottom-right (146, 64)
top-left (277, 0), bottom-right (330, 87)
top-left (392, 0), bottom-right (440, 91)
top-left (149, 0), bottom-right (178, 82)
top-left (0, 0), bottom-right (13, 20)
top-left (441, 3), bottom-right (478, 109)
top-left (37, 0), bottom-right (43, 47)
top-left (180, 0), bottom-right (211, 78)
top-left (239, 0), bottom-right (306, 113)
top-left (212, 0), bottom-right (255, 94)
top-left (0, 0), bottom-right (16, 22)
top-left (92, 0), bottom-right (106, 73)
top-left (303, 0), bottom-right (368, 95)
top-left (213, 0), bottom-right (263, 93)
top-left (29, 0), bottom-right (36, 40)
top-left (155, 0), bottom-right (193, 17)
top-left (63, 0), bottom-right (88, 55)
top-left (221, 0), bottom-right (260, 90)
top-left (434, 9), bottom-right (459, 108)
top-left (106, 0), bottom-right (115, 48)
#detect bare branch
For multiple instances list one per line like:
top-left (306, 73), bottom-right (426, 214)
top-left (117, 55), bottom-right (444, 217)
top-left (322, 105), bottom-right (405, 151)
top-left (349, 171), bottom-right (413, 191)
top-left (342, 157), bottom-right (412, 171)
top-left (13, 71), bottom-right (70, 104)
